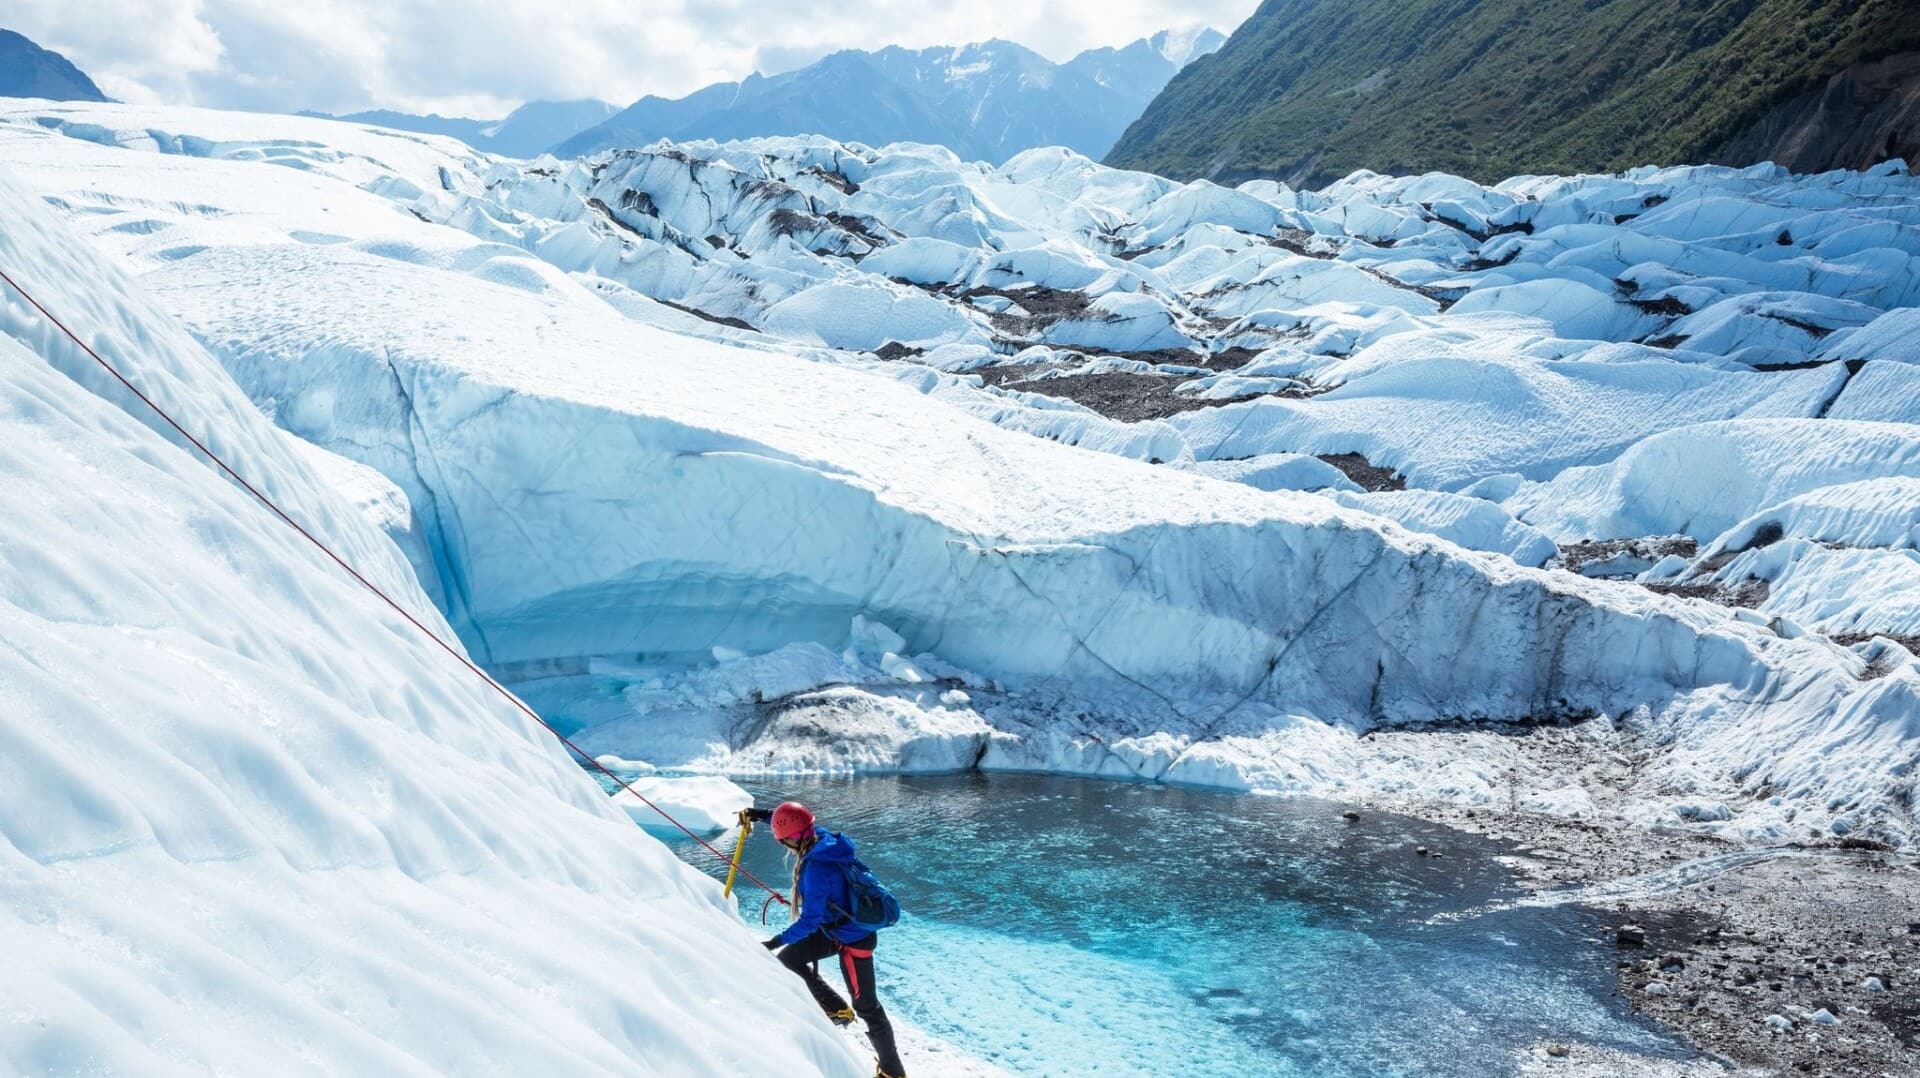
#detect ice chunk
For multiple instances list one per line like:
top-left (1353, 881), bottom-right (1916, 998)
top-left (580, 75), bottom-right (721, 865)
top-left (1042, 291), bottom-right (1192, 352)
top-left (1820, 306), bottom-right (1920, 365)
top-left (594, 753), bottom-right (658, 777)
top-left (850, 615), bottom-right (910, 659)
top-left (1522, 785), bottom-right (1596, 818)
top-left (859, 235), bottom-right (980, 286)
top-left (1511, 419), bottom-right (1920, 541)
top-left (1704, 478), bottom-right (1920, 555)
top-left (1827, 360), bottom-right (1920, 423)
top-left (1332, 489), bottom-right (1559, 566)
top-left (1170, 357), bottom-right (1838, 489)
top-left (1673, 801), bottom-right (1733, 822)
top-left (1450, 279), bottom-right (1658, 341)
top-left (762, 281), bottom-right (980, 350)
top-left (1181, 453), bottom-right (1362, 493)
top-left (1663, 292), bottom-right (1879, 365)
top-left (613, 775), bottom-right (754, 835)
top-left (1640, 554), bottom-right (1690, 581)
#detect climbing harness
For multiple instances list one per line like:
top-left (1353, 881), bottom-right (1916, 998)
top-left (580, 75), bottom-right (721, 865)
top-left (0, 266), bottom-right (791, 908)
top-left (838, 944), bottom-right (875, 999)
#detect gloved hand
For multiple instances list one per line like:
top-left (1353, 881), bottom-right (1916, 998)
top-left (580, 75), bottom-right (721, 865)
top-left (762, 936), bottom-right (782, 950)
top-left (744, 807), bottom-right (773, 823)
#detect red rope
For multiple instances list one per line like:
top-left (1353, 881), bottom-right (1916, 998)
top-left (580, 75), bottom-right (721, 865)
top-left (0, 266), bottom-right (789, 907)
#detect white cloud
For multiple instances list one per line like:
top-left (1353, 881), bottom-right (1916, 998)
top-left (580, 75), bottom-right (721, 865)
top-left (6, 0), bottom-right (1257, 117)
top-left (11, 1), bottom-right (224, 94)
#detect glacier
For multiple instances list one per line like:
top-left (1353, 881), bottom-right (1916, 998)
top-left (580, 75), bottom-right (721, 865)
top-left (1, 99), bottom-right (1915, 866)
top-left (0, 166), bottom-right (872, 1073)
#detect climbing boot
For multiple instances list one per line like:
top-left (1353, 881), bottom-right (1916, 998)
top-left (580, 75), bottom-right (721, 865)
top-left (827, 1006), bottom-right (857, 1027)
top-left (875, 1068), bottom-right (906, 1078)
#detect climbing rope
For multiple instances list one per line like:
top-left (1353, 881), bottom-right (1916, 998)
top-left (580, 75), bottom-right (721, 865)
top-left (0, 266), bottom-right (790, 908)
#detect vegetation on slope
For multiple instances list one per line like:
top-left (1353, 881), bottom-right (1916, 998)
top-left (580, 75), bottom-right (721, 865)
top-left (1107, 0), bottom-right (1920, 185)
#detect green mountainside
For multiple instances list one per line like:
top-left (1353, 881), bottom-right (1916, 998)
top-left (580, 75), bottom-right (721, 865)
top-left (1107, 0), bottom-right (1920, 185)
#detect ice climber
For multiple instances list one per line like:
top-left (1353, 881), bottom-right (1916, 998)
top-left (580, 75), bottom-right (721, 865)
top-left (750, 801), bottom-right (907, 1078)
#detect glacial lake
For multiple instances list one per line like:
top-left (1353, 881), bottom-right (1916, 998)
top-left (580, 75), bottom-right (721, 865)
top-left (661, 772), bottom-right (1696, 1076)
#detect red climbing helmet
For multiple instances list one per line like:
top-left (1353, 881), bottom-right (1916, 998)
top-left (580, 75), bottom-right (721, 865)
top-left (770, 801), bottom-right (815, 842)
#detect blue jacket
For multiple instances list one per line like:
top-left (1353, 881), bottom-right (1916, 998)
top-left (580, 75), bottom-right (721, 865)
top-left (775, 827), bottom-right (871, 946)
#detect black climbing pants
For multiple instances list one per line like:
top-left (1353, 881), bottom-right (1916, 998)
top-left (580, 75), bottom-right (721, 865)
top-left (777, 931), bottom-right (905, 1076)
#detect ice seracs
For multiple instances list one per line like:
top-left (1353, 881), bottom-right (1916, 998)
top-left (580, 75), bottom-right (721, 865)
top-left (612, 774), bottom-right (754, 835)
top-left (0, 100), bottom-right (1915, 854)
top-left (1506, 419), bottom-right (1920, 543)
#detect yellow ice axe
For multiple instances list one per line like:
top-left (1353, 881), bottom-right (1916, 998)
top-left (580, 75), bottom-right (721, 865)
top-left (722, 808), bottom-right (753, 899)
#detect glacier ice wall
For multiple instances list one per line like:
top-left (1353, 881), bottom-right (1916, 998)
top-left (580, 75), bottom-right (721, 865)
top-left (142, 238), bottom-right (1832, 723)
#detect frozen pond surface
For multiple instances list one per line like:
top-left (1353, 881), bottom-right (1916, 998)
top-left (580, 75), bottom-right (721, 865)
top-left (659, 773), bottom-right (1696, 1076)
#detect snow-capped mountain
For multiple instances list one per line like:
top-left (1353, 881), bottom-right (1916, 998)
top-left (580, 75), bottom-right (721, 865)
top-left (1064, 27), bottom-right (1226, 108)
top-left (555, 31), bottom-right (1224, 163)
top-left (304, 97), bottom-right (617, 158)
top-left (0, 28), bottom-right (107, 101)
top-left (475, 98), bottom-right (620, 156)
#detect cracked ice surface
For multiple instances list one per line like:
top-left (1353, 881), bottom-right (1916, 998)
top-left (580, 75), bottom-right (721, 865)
top-left (0, 102), bottom-right (1915, 850)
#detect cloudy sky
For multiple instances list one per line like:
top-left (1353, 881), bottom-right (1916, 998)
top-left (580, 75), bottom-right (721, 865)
top-left (11, 1), bottom-right (1259, 119)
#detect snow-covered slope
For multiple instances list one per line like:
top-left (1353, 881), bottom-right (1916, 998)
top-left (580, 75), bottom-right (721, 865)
top-left (1, 102), bottom-right (1915, 853)
top-left (556, 32), bottom-right (1223, 163)
top-left (1061, 28), bottom-right (1228, 110)
top-left (0, 166), bottom-right (864, 1074)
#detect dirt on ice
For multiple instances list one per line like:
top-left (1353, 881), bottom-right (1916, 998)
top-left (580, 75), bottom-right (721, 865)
top-left (1355, 725), bottom-right (1920, 1078)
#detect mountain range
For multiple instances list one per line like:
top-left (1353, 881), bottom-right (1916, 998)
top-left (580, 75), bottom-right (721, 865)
top-left (16, 5), bottom-right (1911, 190)
top-left (554, 28), bottom-right (1225, 163)
top-left (301, 98), bottom-right (618, 158)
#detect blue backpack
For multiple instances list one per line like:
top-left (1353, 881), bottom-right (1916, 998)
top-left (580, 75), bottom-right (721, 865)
top-left (830, 857), bottom-right (901, 933)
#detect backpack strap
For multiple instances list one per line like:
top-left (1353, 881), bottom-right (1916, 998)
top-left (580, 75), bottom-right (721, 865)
top-left (822, 859), bottom-right (860, 927)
